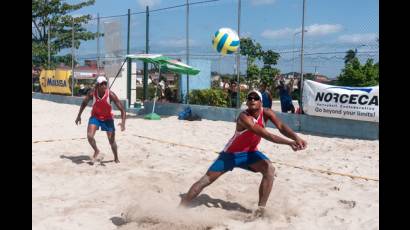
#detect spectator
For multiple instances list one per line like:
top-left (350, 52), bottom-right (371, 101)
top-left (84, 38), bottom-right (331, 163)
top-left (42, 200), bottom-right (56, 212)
top-left (295, 79), bottom-right (304, 114)
top-left (260, 82), bottom-right (273, 109)
top-left (221, 79), bottom-right (230, 90)
top-left (164, 81), bottom-right (174, 102)
top-left (78, 84), bottom-right (90, 96)
top-left (276, 78), bottom-right (295, 113)
top-left (228, 81), bottom-right (238, 108)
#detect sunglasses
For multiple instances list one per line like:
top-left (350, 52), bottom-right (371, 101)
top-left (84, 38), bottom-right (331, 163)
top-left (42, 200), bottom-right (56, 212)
top-left (97, 82), bottom-right (107, 86)
top-left (247, 95), bottom-right (260, 101)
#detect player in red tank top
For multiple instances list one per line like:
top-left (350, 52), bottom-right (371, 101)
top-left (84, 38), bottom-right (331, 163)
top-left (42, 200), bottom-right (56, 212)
top-left (180, 90), bottom-right (307, 217)
top-left (75, 76), bottom-right (126, 164)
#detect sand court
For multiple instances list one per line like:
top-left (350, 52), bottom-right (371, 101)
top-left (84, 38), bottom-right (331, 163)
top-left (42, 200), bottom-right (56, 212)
top-left (32, 98), bottom-right (379, 230)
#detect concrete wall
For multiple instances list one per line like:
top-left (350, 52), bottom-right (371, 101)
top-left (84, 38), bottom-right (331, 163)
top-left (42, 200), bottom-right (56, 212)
top-left (32, 93), bottom-right (378, 140)
top-left (142, 101), bottom-right (378, 140)
top-left (300, 115), bottom-right (378, 140)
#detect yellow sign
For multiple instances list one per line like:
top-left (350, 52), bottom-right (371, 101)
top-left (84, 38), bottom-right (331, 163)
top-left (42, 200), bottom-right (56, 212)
top-left (40, 69), bottom-right (72, 95)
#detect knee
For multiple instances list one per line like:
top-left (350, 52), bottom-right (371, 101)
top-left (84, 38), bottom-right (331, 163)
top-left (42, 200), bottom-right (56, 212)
top-left (87, 133), bottom-right (94, 140)
top-left (108, 138), bottom-right (115, 145)
top-left (262, 161), bottom-right (275, 179)
top-left (268, 164), bottom-right (276, 179)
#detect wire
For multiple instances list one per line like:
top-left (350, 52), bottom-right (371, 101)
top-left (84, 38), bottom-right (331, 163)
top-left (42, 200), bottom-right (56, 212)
top-left (88, 0), bottom-right (222, 20)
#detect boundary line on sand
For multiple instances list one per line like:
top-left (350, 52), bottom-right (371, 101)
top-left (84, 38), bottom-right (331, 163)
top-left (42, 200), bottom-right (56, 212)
top-left (32, 135), bottom-right (379, 182)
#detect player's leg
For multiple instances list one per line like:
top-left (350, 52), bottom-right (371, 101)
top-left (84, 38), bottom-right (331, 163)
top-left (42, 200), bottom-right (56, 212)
top-left (87, 117), bottom-right (100, 159)
top-left (106, 131), bottom-right (119, 163)
top-left (179, 170), bottom-right (225, 207)
top-left (247, 152), bottom-right (275, 208)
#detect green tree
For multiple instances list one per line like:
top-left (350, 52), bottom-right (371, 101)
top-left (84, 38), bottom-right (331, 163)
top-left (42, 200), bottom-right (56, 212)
top-left (337, 57), bottom-right (379, 86)
top-left (240, 37), bottom-right (263, 89)
top-left (260, 66), bottom-right (280, 88)
top-left (260, 49), bottom-right (280, 89)
top-left (240, 37), bottom-right (262, 64)
top-left (261, 50), bottom-right (280, 66)
top-left (304, 73), bottom-right (315, 81)
top-left (344, 49), bottom-right (357, 65)
top-left (246, 63), bottom-right (260, 89)
top-left (32, 0), bottom-right (99, 68)
top-left (239, 38), bottom-right (280, 90)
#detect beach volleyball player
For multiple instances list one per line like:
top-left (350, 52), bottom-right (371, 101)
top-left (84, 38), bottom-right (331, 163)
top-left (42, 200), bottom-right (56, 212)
top-left (75, 76), bottom-right (126, 163)
top-left (180, 90), bottom-right (307, 216)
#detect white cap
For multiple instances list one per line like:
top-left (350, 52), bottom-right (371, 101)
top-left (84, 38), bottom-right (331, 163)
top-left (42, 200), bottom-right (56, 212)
top-left (96, 76), bottom-right (107, 84)
top-left (247, 90), bottom-right (263, 102)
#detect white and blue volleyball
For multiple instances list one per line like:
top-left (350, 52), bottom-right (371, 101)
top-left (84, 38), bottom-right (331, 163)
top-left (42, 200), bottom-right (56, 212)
top-left (212, 28), bottom-right (240, 55)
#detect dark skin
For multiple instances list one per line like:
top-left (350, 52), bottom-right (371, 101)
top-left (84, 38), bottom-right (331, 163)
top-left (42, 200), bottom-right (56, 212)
top-left (75, 82), bottom-right (126, 163)
top-left (180, 92), bottom-right (307, 209)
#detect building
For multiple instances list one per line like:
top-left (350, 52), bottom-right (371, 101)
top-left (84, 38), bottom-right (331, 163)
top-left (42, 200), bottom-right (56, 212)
top-left (279, 72), bottom-right (301, 79)
top-left (313, 74), bottom-right (331, 84)
top-left (74, 60), bottom-right (105, 79)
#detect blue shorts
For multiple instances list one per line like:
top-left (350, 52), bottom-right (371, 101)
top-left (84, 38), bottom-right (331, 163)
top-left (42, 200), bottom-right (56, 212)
top-left (281, 99), bottom-right (294, 112)
top-left (88, 117), bottom-right (115, 132)
top-left (208, 151), bottom-right (270, 172)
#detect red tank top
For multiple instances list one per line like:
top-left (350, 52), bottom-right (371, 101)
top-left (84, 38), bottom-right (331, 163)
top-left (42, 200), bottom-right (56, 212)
top-left (223, 108), bottom-right (265, 153)
top-left (91, 89), bottom-right (113, 121)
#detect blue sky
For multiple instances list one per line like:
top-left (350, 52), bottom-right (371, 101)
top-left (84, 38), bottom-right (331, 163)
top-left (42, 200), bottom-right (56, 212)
top-left (65, 0), bottom-right (379, 78)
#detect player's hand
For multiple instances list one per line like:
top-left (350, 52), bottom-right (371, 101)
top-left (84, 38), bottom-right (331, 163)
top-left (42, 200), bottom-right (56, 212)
top-left (75, 116), bottom-right (81, 125)
top-left (295, 138), bottom-right (307, 150)
top-left (118, 122), bottom-right (125, 131)
top-left (289, 141), bottom-right (299, 151)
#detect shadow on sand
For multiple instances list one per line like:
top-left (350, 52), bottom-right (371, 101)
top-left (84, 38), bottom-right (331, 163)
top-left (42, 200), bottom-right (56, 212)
top-left (179, 193), bottom-right (252, 214)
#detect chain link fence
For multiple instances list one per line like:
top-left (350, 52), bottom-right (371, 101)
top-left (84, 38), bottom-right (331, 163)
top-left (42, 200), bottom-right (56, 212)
top-left (33, 0), bottom-right (378, 110)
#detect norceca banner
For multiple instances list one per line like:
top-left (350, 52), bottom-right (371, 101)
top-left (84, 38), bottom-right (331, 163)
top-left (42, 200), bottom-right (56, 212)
top-left (302, 80), bottom-right (379, 122)
top-left (40, 69), bottom-right (72, 95)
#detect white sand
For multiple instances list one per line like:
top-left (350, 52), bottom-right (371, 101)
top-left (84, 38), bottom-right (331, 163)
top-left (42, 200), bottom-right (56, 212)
top-left (32, 98), bottom-right (379, 230)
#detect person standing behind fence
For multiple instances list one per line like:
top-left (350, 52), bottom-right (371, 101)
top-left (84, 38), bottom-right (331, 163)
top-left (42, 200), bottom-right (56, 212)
top-left (276, 78), bottom-right (295, 113)
top-left (296, 79), bottom-right (304, 114)
top-left (75, 76), bottom-right (126, 164)
top-left (228, 81), bottom-right (239, 108)
top-left (260, 83), bottom-right (273, 109)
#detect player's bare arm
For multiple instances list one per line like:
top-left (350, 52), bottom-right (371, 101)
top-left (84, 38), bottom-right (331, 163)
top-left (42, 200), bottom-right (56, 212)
top-left (237, 112), bottom-right (299, 151)
top-left (109, 91), bottom-right (126, 131)
top-left (75, 89), bottom-right (94, 125)
top-left (263, 108), bottom-right (307, 150)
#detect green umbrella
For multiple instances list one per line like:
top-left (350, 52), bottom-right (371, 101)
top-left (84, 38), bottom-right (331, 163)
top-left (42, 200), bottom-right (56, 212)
top-left (161, 59), bottom-right (200, 75)
top-left (126, 54), bottom-right (200, 120)
top-left (126, 54), bottom-right (200, 75)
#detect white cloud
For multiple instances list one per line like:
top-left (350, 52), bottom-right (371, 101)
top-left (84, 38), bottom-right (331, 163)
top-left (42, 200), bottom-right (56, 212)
top-left (157, 38), bottom-right (197, 48)
top-left (261, 27), bottom-right (295, 39)
top-left (137, 0), bottom-right (161, 8)
top-left (261, 24), bottom-right (343, 39)
top-left (251, 0), bottom-right (276, 5)
top-left (337, 33), bottom-right (378, 44)
top-left (241, 31), bottom-right (253, 38)
top-left (305, 24), bottom-right (343, 36)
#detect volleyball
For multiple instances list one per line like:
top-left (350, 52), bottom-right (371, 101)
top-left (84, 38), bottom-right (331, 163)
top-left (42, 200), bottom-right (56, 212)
top-left (212, 28), bottom-right (240, 55)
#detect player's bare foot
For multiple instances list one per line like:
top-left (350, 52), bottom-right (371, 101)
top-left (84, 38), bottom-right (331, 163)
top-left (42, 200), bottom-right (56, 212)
top-left (178, 200), bottom-right (189, 208)
top-left (253, 206), bottom-right (266, 218)
top-left (89, 151), bottom-right (103, 165)
top-left (92, 150), bottom-right (100, 159)
top-left (114, 158), bottom-right (120, 163)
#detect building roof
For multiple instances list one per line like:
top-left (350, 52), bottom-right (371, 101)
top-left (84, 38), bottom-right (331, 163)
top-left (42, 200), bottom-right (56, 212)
top-left (75, 66), bottom-right (104, 72)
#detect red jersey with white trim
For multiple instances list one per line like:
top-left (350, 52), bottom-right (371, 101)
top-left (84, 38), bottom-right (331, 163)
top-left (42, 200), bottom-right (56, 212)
top-left (91, 89), bottom-right (114, 121)
top-left (223, 108), bottom-right (265, 153)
